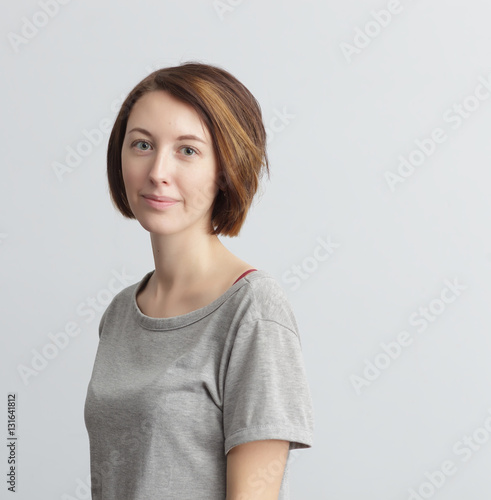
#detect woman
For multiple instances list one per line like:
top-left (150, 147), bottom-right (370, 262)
top-left (84, 62), bottom-right (314, 500)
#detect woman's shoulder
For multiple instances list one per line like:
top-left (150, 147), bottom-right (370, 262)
top-left (236, 267), bottom-right (287, 294)
top-left (101, 271), bottom-right (152, 316)
top-left (234, 269), bottom-right (299, 334)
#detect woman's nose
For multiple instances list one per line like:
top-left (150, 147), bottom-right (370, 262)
top-left (148, 150), bottom-right (173, 183)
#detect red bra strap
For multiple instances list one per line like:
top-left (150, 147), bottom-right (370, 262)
top-left (233, 268), bottom-right (258, 285)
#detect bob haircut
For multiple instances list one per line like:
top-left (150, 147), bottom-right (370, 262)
top-left (107, 61), bottom-right (269, 237)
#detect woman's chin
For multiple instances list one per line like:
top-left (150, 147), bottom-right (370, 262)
top-left (136, 216), bottom-right (181, 235)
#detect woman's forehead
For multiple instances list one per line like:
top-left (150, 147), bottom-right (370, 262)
top-left (127, 91), bottom-right (211, 141)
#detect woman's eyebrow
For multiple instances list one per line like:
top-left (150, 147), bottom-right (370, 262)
top-left (127, 127), bottom-right (207, 144)
top-left (176, 134), bottom-right (207, 144)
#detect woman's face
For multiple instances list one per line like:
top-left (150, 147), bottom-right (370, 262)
top-left (121, 90), bottom-right (220, 236)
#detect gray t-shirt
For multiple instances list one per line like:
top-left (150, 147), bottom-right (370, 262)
top-left (84, 269), bottom-right (314, 499)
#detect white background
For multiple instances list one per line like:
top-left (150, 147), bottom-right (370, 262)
top-left (2, 0), bottom-right (491, 498)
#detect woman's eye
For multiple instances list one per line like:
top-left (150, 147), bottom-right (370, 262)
top-left (134, 140), bottom-right (151, 151)
top-left (131, 141), bottom-right (196, 156)
top-left (181, 146), bottom-right (197, 156)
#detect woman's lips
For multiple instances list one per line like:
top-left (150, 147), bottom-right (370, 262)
top-left (142, 196), bottom-right (178, 210)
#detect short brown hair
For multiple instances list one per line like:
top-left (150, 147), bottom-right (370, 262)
top-left (107, 61), bottom-right (269, 237)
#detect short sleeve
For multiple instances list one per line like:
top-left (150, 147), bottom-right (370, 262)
top-left (223, 318), bottom-right (314, 456)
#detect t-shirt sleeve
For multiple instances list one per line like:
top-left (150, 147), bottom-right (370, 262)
top-left (223, 318), bottom-right (314, 456)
